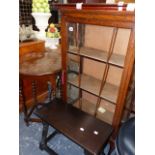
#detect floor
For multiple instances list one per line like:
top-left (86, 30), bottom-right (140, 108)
top-left (19, 113), bottom-right (113, 155)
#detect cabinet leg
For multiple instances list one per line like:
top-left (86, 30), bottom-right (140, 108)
top-left (39, 122), bottom-right (58, 155)
top-left (39, 122), bottom-right (49, 150)
top-left (84, 149), bottom-right (93, 155)
top-left (84, 149), bottom-right (105, 155)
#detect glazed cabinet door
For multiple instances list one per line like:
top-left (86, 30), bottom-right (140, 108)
top-left (61, 9), bottom-right (134, 135)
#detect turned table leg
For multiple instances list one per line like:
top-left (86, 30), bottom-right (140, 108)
top-left (47, 81), bottom-right (53, 103)
top-left (20, 78), bottom-right (42, 125)
top-left (19, 78), bottom-right (29, 126)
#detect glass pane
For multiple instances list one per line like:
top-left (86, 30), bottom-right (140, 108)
top-left (67, 23), bottom-right (79, 54)
top-left (67, 52), bottom-right (80, 104)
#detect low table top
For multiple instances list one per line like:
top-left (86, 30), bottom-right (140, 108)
top-left (35, 99), bottom-right (113, 155)
top-left (19, 47), bottom-right (61, 76)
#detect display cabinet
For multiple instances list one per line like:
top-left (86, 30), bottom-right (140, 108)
top-left (60, 4), bottom-right (135, 136)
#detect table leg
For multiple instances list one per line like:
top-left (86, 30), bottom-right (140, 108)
top-left (26, 80), bottom-right (42, 122)
top-left (32, 80), bottom-right (38, 104)
top-left (40, 122), bottom-right (58, 155)
top-left (20, 78), bottom-right (29, 126)
top-left (47, 81), bottom-right (52, 102)
top-left (27, 80), bottom-right (38, 118)
top-left (20, 78), bottom-right (42, 125)
top-left (56, 73), bottom-right (62, 99)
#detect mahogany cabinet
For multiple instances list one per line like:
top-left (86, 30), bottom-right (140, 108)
top-left (60, 4), bottom-right (135, 136)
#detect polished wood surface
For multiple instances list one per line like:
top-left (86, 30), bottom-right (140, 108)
top-left (20, 47), bottom-right (61, 76)
top-left (35, 99), bottom-right (113, 155)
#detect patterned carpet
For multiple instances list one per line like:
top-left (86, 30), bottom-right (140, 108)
top-left (19, 113), bottom-right (112, 155)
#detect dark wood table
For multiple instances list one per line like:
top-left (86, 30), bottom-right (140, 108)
top-left (35, 99), bottom-right (113, 155)
top-left (19, 47), bottom-right (62, 125)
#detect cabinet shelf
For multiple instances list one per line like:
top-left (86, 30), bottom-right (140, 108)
top-left (96, 109), bottom-right (114, 125)
top-left (68, 74), bottom-right (102, 96)
top-left (82, 98), bottom-right (96, 115)
top-left (68, 46), bottom-right (79, 54)
top-left (68, 73), bottom-right (120, 104)
top-left (96, 99), bottom-right (115, 125)
top-left (68, 46), bottom-right (125, 67)
top-left (67, 97), bottom-right (79, 104)
top-left (108, 54), bottom-right (125, 67)
top-left (68, 54), bottom-right (80, 64)
top-left (73, 98), bottom-right (96, 115)
top-left (67, 73), bottom-right (79, 87)
top-left (68, 72), bottom-right (120, 104)
top-left (68, 46), bottom-right (108, 63)
top-left (80, 47), bottom-right (108, 62)
top-left (81, 74), bottom-right (101, 96)
top-left (100, 82), bottom-right (119, 103)
top-left (72, 99), bottom-right (80, 108)
top-left (73, 98), bottom-right (114, 124)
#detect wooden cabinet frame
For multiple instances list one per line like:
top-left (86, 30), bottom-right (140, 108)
top-left (60, 6), bottom-right (135, 137)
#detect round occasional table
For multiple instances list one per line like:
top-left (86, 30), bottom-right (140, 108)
top-left (19, 47), bottom-right (62, 125)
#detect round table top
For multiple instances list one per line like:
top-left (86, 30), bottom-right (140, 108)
top-left (19, 47), bottom-right (61, 76)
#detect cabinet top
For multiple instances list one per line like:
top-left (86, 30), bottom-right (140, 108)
top-left (59, 6), bottom-right (134, 29)
top-left (52, 3), bottom-right (134, 12)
